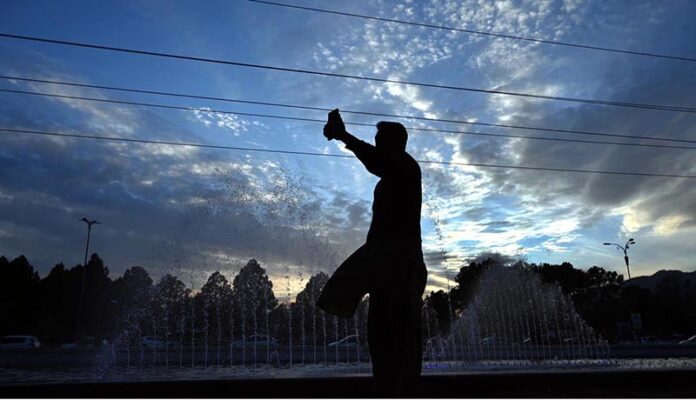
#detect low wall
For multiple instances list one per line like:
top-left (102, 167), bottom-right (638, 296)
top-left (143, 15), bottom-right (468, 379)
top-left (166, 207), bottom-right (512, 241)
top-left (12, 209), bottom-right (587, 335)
top-left (1, 369), bottom-right (695, 397)
top-left (610, 344), bottom-right (696, 358)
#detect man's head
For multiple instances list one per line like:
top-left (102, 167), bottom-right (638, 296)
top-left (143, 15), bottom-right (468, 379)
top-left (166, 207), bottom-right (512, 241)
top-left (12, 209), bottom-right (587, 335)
top-left (375, 121), bottom-right (408, 153)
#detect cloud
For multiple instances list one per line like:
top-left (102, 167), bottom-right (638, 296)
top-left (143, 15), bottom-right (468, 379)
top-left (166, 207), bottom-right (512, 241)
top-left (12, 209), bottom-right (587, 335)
top-left (0, 67), bottom-right (362, 289)
top-left (2, 0), bottom-right (695, 296)
top-left (2, 73), bottom-right (139, 136)
top-left (334, 1), bottom-right (693, 277)
top-left (192, 107), bottom-right (252, 135)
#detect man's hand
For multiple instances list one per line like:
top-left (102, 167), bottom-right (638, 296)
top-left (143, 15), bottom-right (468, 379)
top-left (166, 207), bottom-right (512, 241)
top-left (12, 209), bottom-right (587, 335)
top-left (324, 108), bottom-right (346, 141)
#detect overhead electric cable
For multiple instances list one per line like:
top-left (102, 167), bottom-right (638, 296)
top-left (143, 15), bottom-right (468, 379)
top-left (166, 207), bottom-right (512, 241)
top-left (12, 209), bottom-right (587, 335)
top-left (247, 0), bottom-right (696, 63)
top-left (1, 127), bottom-right (695, 179)
top-left (5, 88), bottom-right (696, 151)
top-left (1, 33), bottom-right (694, 113)
top-left (2, 75), bottom-right (695, 145)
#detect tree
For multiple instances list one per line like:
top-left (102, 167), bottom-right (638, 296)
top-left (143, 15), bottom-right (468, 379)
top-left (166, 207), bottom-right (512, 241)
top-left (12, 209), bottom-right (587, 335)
top-left (291, 271), bottom-right (369, 348)
top-left (231, 260), bottom-right (278, 339)
top-left (78, 254), bottom-right (114, 341)
top-left (195, 271), bottom-right (233, 346)
top-left (586, 266), bottom-right (623, 288)
top-left (424, 290), bottom-right (452, 336)
top-left (449, 257), bottom-right (496, 314)
top-left (293, 272), bottom-right (328, 346)
top-left (34, 254), bottom-right (115, 344)
top-left (0, 255), bottom-right (40, 336)
top-left (647, 275), bottom-right (696, 337)
top-left (112, 266), bottom-right (154, 339)
top-left (269, 303), bottom-right (290, 344)
top-left (38, 262), bottom-right (74, 343)
top-left (152, 274), bottom-right (191, 343)
top-left (527, 262), bottom-right (588, 295)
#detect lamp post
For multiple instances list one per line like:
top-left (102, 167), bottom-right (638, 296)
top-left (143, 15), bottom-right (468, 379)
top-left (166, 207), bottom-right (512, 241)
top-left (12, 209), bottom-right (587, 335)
top-left (603, 238), bottom-right (636, 280)
top-left (75, 217), bottom-right (100, 342)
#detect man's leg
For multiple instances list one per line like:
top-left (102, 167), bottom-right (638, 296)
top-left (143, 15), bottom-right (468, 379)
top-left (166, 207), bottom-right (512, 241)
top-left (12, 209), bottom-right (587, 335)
top-left (368, 291), bottom-right (397, 396)
top-left (368, 290), bottom-right (423, 397)
top-left (391, 293), bottom-right (423, 396)
top-left (367, 248), bottom-right (426, 397)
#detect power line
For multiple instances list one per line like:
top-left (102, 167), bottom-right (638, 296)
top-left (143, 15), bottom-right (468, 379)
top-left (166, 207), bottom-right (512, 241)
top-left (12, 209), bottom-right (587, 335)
top-left (1, 127), bottom-right (695, 179)
top-left (0, 127), bottom-right (353, 159)
top-left (2, 75), bottom-right (695, 146)
top-left (248, 0), bottom-right (696, 64)
top-left (1, 33), bottom-right (694, 113)
top-left (5, 87), bottom-right (696, 151)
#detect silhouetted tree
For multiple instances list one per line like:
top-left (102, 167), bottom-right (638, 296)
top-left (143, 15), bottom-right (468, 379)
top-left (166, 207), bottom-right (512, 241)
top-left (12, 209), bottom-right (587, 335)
top-left (38, 262), bottom-right (75, 343)
top-left (449, 258), bottom-right (496, 314)
top-left (113, 266), bottom-right (154, 339)
top-left (646, 275), bottom-right (696, 338)
top-left (2, 250), bottom-right (693, 348)
top-left (293, 272), bottom-right (329, 346)
top-left (528, 262), bottom-right (589, 295)
top-left (569, 265), bottom-right (624, 340)
top-left (231, 260), bottom-right (278, 340)
top-left (152, 274), bottom-right (191, 343)
top-left (0, 255), bottom-right (40, 336)
top-left (269, 303), bottom-right (290, 344)
top-left (78, 254), bottom-right (114, 341)
top-left (424, 290), bottom-right (452, 336)
top-left (586, 266), bottom-right (623, 288)
top-left (291, 271), bottom-right (367, 348)
top-left (195, 271), bottom-right (233, 346)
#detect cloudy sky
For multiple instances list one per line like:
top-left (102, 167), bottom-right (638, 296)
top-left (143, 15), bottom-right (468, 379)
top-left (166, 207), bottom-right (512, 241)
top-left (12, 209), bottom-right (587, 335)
top-left (1, 0), bottom-right (695, 297)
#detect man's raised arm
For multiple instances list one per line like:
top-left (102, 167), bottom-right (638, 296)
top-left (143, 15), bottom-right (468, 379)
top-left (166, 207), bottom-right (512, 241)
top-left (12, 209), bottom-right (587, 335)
top-left (323, 109), bottom-right (390, 178)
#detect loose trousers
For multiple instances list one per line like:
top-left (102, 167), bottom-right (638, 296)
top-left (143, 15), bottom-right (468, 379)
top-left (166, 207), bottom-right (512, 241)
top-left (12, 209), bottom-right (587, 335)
top-left (368, 287), bottom-right (424, 396)
top-left (317, 240), bottom-right (427, 396)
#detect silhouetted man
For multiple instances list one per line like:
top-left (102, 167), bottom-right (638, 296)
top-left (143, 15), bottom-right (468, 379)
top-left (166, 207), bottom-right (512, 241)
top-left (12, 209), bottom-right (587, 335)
top-left (317, 109), bottom-right (427, 396)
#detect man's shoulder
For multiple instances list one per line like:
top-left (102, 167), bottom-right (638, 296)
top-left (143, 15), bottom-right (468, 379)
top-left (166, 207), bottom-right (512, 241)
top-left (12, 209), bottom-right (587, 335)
top-left (399, 152), bottom-right (421, 179)
top-left (404, 152), bottom-right (421, 171)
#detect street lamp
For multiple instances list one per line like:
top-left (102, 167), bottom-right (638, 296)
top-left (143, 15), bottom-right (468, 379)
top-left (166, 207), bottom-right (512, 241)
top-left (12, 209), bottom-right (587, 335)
top-left (80, 217), bottom-right (100, 266)
top-left (75, 217), bottom-right (100, 342)
top-left (603, 238), bottom-right (636, 280)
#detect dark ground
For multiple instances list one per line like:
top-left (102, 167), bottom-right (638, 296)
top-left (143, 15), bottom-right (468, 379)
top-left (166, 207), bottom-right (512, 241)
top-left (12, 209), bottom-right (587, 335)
top-left (1, 369), bottom-right (695, 398)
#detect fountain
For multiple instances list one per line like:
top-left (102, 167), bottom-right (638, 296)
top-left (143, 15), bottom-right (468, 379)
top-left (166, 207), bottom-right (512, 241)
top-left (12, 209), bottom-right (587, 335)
top-left (48, 258), bottom-right (627, 386)
top-left (422, 263), bottom-right (613, 371)
top-left (2, 167), bottom-right (694, 392)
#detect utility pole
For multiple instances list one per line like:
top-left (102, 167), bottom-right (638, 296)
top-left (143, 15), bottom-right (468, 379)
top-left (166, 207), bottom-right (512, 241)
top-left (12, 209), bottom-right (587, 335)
top-left (75, 217), bottom-right (100, 343)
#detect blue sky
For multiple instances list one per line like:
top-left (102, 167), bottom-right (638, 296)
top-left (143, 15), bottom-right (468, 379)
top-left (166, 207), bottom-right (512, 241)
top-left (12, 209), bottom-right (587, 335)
top-left (1, 0), bottom-right (695, 297)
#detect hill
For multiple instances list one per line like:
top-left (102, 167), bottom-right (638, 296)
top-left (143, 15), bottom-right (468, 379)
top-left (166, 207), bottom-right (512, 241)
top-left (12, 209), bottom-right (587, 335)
top-left (624, 269), bottom-right (696, 292)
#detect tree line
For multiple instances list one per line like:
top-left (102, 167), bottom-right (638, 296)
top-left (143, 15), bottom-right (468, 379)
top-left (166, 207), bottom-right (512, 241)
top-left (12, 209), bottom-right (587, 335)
top-left (423, 258), bottom-right (696, 342)
top-left (1, 253), bottom-right (694, 346)
top-left (0, 254), bottom-right (367, 347)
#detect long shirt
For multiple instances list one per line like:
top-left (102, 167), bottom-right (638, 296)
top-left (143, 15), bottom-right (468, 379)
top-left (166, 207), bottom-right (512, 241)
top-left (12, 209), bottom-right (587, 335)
top-left (315, 134), bottom-right (426, 318)
top-left (343, 137), bottom-right (423, 246)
